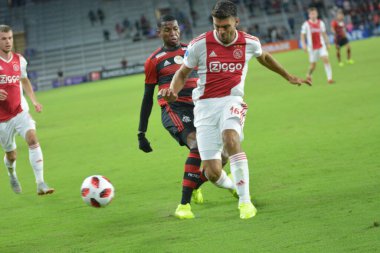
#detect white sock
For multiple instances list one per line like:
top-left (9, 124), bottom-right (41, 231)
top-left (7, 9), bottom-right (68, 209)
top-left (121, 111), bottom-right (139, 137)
top-left (29, 143), bottom-right (44, 184)
top-left (213, 170), bottom-right (235, 190)
top-left (324, 63), bottom-right (332, 80)
top-left (230, 152), bottom-right (251, 204)
top-left (4, 156), bottom-right (16, 177)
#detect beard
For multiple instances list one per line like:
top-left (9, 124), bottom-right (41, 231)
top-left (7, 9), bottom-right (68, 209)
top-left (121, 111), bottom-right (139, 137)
top-left (1, 48), bottom-right (11, 54)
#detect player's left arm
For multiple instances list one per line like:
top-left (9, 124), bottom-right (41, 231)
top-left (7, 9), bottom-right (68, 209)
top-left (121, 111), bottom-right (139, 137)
top-left (321, 21), bottom-right (330, 49)
top-left (256, 51), bottom-right (312, 86)
top-left (20, 77), bottom-right (42, 112)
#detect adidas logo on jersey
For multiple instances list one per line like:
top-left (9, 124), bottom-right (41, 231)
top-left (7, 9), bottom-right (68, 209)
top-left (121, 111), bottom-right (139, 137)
top-left (164, 60), bottom-right (171, 67)
top-left (209, 51), bottom-right (217, 57)
top-left (0, 66), bottom-right (3, 70)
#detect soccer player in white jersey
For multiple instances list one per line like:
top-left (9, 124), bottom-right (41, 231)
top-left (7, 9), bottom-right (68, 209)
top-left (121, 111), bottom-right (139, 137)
top-left (161, 0), bottom-right (311, 219)
top-left (301, 7), bottom-right (335, 84)
top-left (0, 25), bottom-right (54, 195)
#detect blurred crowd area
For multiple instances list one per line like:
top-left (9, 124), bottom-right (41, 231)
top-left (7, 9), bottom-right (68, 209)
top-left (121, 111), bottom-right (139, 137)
top-left (7, 0), bottom-right (380, 44)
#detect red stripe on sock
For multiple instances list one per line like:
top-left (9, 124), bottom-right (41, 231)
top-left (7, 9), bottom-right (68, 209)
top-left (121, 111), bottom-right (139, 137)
top-left (29, 143), bottom-right (40, 150)
top-left (185, 165), bottom-right (201, 173)
top-left (183, 179), bottom-right (197, 188)
top-left (230, 152), bottom-right (247, 163)
top-left (188, 153), bottom-right (201, 159)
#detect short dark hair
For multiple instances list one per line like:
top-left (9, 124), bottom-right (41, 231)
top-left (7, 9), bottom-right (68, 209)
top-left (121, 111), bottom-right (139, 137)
top-left (308, 7), bottom-right (318, 12)
top-left (211, 0), bottom-right (237, 19)
top-left (0, 24), bottom-right (12, 33)
top-left (157, 15), bottom-right (177, 28)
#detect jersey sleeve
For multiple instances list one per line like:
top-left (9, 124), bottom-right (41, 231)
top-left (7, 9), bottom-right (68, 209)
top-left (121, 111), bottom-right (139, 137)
top-left (20, 55), bottom-right (28, 78)
top-left (144, 57), bottom-right (157, 85)
top-left (183, 42), bottom-right (198, 69)
top-left (320, 21), bottom-right (326, 32)
top-left (300, 22), bottom-right (308, 34)
top-left (246, 36), bottom-right (262, 58)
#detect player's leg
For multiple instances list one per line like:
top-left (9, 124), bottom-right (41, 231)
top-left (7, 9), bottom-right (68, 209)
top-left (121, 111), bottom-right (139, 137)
top-left (319, 47), bottom-right (334, 84)
top-left (221, 99), bottom-right (256, 219)
top-left (306, 50), bottom-right (317, 82)
top-left (321, 55), bottom-right (334, 84)
top-left (346, 43), bottom-right (354, 64)
top-left (335, 44), bottom-right (343, 66)
top-left (1, 121), bottom-right (22, 193)
top-left (4, 149), bottom-right (22, 193)
top-left (182, 131), bottom-right (205, 205)
top-left (196, 125), bottom-right (235, 191)
top-left (15, 112), bottom-right (54, 195)
top-left (24, 129), bottom-right (54, 195)
top-left (222, 125), bottom-right (256, 219)
top-left (162, 105), bottom-right (203, 218)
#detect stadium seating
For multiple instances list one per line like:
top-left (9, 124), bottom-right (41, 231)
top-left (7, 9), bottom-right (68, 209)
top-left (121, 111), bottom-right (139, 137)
top-left (2, 0), bottom-right (325, 90)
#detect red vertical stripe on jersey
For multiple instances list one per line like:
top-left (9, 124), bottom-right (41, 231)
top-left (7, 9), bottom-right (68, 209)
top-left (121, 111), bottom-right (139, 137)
top-left (308, 20), bottom-right (323, 50)
top-left (0, 53), bottom-right (23, 122)
top-left (201, 31), bottom-right (246, 99)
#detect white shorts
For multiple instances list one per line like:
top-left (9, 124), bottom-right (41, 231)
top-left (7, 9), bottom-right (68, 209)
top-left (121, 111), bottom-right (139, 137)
top-left (194, 96), bottom-right (248, 160)
top-left (308, 47), bottom-right (328, 63)
top-left (0, 111), bottom-right (36, 152)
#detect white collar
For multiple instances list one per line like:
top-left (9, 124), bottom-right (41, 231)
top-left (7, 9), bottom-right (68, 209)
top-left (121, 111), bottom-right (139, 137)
top-left (0, 52), bottom-right (14, 63)
top-left (213, 30), bottom-right (239, 47)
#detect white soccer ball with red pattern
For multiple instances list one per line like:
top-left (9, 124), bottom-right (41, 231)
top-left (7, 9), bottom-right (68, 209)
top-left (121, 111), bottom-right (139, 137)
top-left (81, 175), bottom-right (114, 208)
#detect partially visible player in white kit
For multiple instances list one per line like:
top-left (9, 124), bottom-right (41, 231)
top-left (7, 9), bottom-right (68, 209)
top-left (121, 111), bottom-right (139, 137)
top-left (301, 7), bottom-right (335, 84)
top-left (0, 25), bottom-right (54, 195)
top-left (161, 0), bottom-right (311, 219)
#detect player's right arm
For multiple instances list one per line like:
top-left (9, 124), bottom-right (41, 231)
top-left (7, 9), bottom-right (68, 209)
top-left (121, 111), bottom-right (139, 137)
top-left (0, 89), bottom-right (7, 100)
top-left (161, 64), bottom-right (193, 102)
top-left (137, 57), bottom-right (157, 153)
top-left (300, 23), bottom-right (307, 52)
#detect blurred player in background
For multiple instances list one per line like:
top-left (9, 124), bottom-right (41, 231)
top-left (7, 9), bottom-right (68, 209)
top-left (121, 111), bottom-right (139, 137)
top-left (138, 15), bottom-right (233, 219)
top-left (0, 25), bottom-right (54, 195)
top-left (331, 10), bottom-right (354, 67)
top-left (301, 7), bottom-right (335, 84)
top-left (161, 0), bottom-right (311, 219)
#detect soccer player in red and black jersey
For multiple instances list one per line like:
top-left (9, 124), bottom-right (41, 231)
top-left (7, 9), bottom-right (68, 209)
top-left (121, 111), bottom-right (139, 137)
top-left (138, 15), bottom-right (216, 219)
top-left (331, 10), bottom-right (354, 66)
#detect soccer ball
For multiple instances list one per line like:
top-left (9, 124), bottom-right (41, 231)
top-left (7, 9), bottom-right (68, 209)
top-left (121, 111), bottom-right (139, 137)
top-left (81, 175), bottom-right (114, 208)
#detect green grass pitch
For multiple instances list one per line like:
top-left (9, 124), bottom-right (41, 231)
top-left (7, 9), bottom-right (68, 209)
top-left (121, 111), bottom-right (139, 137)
top-left (0, 38), bottom-right (379, 253)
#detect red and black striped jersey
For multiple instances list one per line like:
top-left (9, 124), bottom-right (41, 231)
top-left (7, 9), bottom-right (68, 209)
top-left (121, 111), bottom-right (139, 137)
top-left (144, 43), bottom-right (198, 106)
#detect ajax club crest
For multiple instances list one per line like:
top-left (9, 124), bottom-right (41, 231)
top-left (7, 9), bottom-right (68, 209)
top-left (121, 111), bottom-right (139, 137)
top-left (13, 64), bottom-right (20, 71)
top-left (233, 49), bottom-right (243, 59)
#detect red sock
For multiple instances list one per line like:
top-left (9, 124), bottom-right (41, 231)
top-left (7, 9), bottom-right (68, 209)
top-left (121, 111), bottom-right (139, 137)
top-left (181, 148), bottom-right (203, 204)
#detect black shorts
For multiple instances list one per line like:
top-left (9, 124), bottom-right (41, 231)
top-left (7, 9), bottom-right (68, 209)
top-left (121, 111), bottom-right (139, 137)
top-left (335, 37), bottom-right (349, 47)
top-left (161, 103), bottom-right (196, 146)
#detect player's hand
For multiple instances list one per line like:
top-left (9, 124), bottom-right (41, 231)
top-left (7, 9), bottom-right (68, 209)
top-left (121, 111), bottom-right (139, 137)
top-left (0, 89), bottom-right (8, 101)
top-left (288, 74), bottom-right (312, 86)
top-left (33, 102), bottom-right (43, 113)
top-left (159, 88), bottom-right (178, 102)
top-left (138, 133), bottom-right (153, 153)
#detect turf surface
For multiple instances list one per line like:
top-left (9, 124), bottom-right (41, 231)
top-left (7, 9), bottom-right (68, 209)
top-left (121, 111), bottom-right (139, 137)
top-left (0, 38), bottom-right (379, 253)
